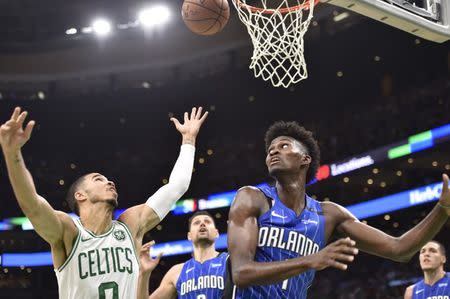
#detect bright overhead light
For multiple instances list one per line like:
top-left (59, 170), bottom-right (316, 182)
top-left (92, 19), bottom-right (112, 36)
top-left (37, 91), bottom-right (45, 100)
top-left (82, 27), bottom-right (93, 34)
top-left (65, 28), bottom-right (77, 35)
top-left (139, 5), bottom-right (171, 27)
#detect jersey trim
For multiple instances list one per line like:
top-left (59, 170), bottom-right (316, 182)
top-left (77, 218), bottom-right (116, 238)
top-left (116, 220), bottom-right (139, 266)
top-left (57, 229), bottom-right (81, 272)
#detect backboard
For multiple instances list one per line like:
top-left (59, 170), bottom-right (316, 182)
top-left (322, 0), bottom-right (450, 42)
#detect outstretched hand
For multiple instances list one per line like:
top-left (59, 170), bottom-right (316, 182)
top-left (438, 174), bottom-right (450, 216)
top-left (139, 241), bottom-right (162, 275)
top-left (0, 107), bottom-right (35, 154)
top-left (308, 237), bottom-right (358, 271)
top-left (170, 107), bottom-right (208, 145)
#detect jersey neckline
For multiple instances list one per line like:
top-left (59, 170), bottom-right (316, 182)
top-left (77, 218), bottom-right (116, 238)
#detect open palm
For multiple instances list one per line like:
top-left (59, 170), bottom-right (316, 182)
top-left (139, 241), bottom-right (162, 274)
top-left (170, 107), bottom-right (208, 138)
top-left (0, 107), bottom-right (35, 153)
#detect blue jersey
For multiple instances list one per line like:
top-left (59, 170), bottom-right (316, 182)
top-left (412, 273), bottom-right (450, 299)
top-left (235, 185), bottom-right (326, 299)
top-left (176, 252), bottom-right (229, 299)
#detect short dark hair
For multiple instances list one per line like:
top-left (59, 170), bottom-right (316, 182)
top-left (65, 175), bottom-right (88, 216)
top-left (264, 121), bottom-right (321, 184)
top-left (429, 240), bottom-right (446, 257)
top-left (188, 211), bottom-right (216, 230)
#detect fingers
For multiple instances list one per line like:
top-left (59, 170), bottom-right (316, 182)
top-left (328, 237), bottom-right (358, 271)
top-left (442, 173), bottom-right (449, 192)
top-left (154, 252), bottom-right (163, 263)
top-left (190, 107), bottom-right (197, 120)
top-left (170, 117), bottom-right (181, 128)
top-left (17, 111), bottom-right (28, 128)
top-left (330, 259), bottom-right (349, 271)
top-left (140, 240), bottom-right (155, 254)
top-left (23, 121), bottom-right (35, 140)
top-left (333, 237), bottom-right (355, 247)
top-left (142, 240), bottom-right (155, 249)
top-left (195, 107), bottom-right (203, 119)
top-left (199, 111), bottom-right (208, 124)
top-left (173, 107), bottom-right (208, 127)
top-left (11, 107), bottom-right (21, 121)
top-left (333, 252), bottom-right (355, 263)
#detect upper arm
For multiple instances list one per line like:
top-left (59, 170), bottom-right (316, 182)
top-left (119, 204), bottom-right (160, 239)
top-left (404, 285), bottom-right (414, 299)
top-left (27, 195), bottom-right (68, 245)
top-left (227, 187), bottom-right (266, 275)
top-left (324, 202), bottom-right (398, 259)
top-left (149, 264), bottom-right (181, 299)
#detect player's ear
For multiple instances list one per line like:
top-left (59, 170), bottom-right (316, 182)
top-left (75, 191), bottom-right (87, 203)
top-left (187, 231), bottom-right (192, 241)
top-left (214, 228), bottom-right (219, 239)
top-left (301, 154), bottom-right (311, 166)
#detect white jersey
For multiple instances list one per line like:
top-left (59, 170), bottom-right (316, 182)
top-left (54, 218), bottom-right (139, 299)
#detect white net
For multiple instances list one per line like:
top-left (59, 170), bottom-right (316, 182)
top-left (233, 0), bottom-right (316, 88)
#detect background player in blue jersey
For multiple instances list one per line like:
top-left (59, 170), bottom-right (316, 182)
top-left (138, 211), bottom-right (232, 299)
top-left (404, 241), bottom-right (449, 299)
top-left (228, 121), bottom-right (450, 299)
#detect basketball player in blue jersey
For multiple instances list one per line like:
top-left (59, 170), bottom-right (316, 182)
top-left (404, 241), bottom-right (449, 299)
top-left (138, 211), bottom-right (233, 299)
top-left (0, 107), bottom-right (208, 299)
top-left (228, 121), bottom-right (450, 299)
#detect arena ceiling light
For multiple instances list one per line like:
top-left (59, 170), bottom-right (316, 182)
top-left (138, 5), bottom-right (171, 27)
top-left (65, 28), bottom-right (77, 35)
top-left (92, 19), bottom-right (112, 36)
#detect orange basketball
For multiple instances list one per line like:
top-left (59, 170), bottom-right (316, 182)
top-left (182, 0), bottom-right (230, 36)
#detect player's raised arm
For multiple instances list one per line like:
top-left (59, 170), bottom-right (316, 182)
top-left (0, 107), bottom-right (66, 245)
top-left (137, 241), bottom-right (162, 299)
top-left (328, 174), bottom-right (450, 263)
top-left (146, 263), bottom-right (181, 299)
top-left (120, 107), bottom-right (208, 238)
top-left (228, 187), bottom-right (358, 287)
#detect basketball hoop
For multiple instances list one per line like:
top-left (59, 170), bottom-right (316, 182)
top-left (233, 0), bottom-right (320, 88)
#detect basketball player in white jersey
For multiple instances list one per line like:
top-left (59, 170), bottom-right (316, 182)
top-left (0, 106), bottom-right (208, 299)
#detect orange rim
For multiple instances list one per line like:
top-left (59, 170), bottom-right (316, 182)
top-left (235, 0), bottom-right (320, 14)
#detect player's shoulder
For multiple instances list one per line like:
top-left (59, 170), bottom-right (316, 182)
top-left (54, 211), bottom-right (77, 230)
top-left (320, 201), bottom-right (355, 219)
top-left (404, 284), bottom-right (415, 299)
top-left (237, 185), bottom-right (264, 195)
top-left (235, 186), bottom-right (267, 202)
top-left (169, 263), bottom-right (185, 278)
top-left (232, 186), bottom-right (268, 210)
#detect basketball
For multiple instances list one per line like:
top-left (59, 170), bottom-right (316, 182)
top-left (182, 0), bottom-right (230, 36)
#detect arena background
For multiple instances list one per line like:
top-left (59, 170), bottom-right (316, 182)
top-left (0, 0), bottom-right (449, 298)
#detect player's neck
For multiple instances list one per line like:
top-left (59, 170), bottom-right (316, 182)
top-left (275, 176), bottom-right (306, 216)
top-left (193, 244), bottom-right (218, 263)
top-left (79, 205), bottom-right (114, 235)
top-left (423, 268), bottom-right (446, 285)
